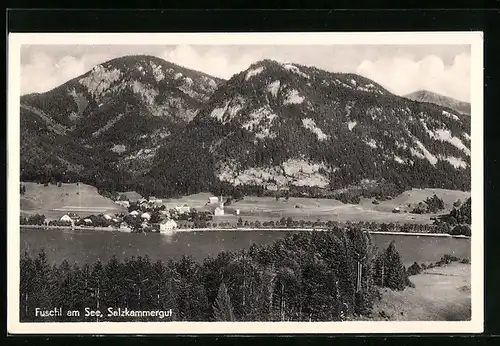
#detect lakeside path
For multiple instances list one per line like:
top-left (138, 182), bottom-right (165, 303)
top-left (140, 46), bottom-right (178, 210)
top-left (20, 225), bottom-right (470, 239)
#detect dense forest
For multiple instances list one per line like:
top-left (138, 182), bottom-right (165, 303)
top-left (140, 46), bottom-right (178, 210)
top-left (20, 229), bottom-right (412, 322)
top-left (144, 60), bottom-right (471, 198)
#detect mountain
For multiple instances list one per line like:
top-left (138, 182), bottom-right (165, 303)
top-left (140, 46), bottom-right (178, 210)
top-left (404, 90), bottom-right (470, 116)
top-left (20, 55), bottom-right (223, 188)
top-left (146, 59), bottom-right (471, 198)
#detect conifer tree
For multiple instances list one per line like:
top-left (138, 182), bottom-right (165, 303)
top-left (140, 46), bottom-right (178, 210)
top-left (52, 259), bottom-right (74, 321)
top-left (383, 241), bottom-right (406, 291)
top-left (213, 282), bottom-right (235, 321)
top-left (255, 267), bottom-right (276, 320)
top-left (152, 260), bottom-right (178, 320)
top-left (176, 256), bottom-right (209, 321)
top-left (373, 251), bottom-right (386, 287)
top-left (69, 264), bottom-right (87, 320)
top-left (332, 231), bottom-right (356, 315)
top-left (104, 256), bottom-right (124, 315)
top-left (301, 257), bottom-right (339, 321)
top-left (87, 260), bottom-right (104, 321)
top-left (20, 252), bottom-right (35, 321)
top-left (348, 229), bottom-right (377, 314)
top-left (32, 249), bottom-right (54, 319)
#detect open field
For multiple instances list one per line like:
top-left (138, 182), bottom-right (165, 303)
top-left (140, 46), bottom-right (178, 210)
top-left (20, 182), bottom-right (126, 220)
top-left (20, 183), bottom-right (470, 224)
top-left (162, 192), bottom-right (218, 210)
top-left (161, 188), bottom-right (470, 225)
top-left (117, 190), bottom-right (143, 202)
top-left (358, 188), bottom-right (471, 214)
top-left (369, 262), bottom-right (471, 321)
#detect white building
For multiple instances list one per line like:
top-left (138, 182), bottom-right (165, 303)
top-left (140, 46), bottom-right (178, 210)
top-left (149, 197), bottom-right (163, 204)
top-left (115, 200), bottom-right (130, 208)
top-left (141, 212), bottom-right (151, 220)
top-left (60, 215), bottom-right (72, 223)
top-left (159, 219), bottom-right (178, 232)
top-left (208, 197), bottom-right (219, 204)
top-left (265, 183), bottom-right (278, 191)
top-left (103, 214), bottom-right (112, 220)
top-left (119, 222), bottom-right (130, 230)
top-left (83, 218), bottom-right (92, 224)
top-left (175, 206), bottom-right (191, 214)
top-left (213, 197), bottom-right (225, 216)
top-left (130, 210), bottom-right (139, 217)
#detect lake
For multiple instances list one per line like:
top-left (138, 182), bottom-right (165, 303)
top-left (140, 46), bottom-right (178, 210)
top-left (20, 228), bottom-right (471, 267)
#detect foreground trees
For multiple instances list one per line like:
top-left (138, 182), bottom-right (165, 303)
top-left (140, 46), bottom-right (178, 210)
top-left (213, 283), bottom-right (235, 321)
top-left (20, 229), bottom-right (412, 322)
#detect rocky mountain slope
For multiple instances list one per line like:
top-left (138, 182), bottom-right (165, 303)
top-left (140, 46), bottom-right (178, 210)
top-left (147, 59), bottom-right (471, 197)
top-left (404, 90), bottom-right (470, 116)
top-left (21, 55), bottom-right (223, 188)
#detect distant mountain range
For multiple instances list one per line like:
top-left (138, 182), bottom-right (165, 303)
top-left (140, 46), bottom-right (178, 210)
top-left (404, 90), bottom-right (470, 116)
top-left (20, 55), bottom-right (471, 198)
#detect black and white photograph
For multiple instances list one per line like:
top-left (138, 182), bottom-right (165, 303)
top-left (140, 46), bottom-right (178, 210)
top-left (7, 32), bottom-right (483, 334)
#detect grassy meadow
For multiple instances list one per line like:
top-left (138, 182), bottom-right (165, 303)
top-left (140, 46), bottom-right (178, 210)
top-left (163, 188), bottom-right (471, 225)
top-left (370, 262), bottom-right (471, 321)
top-left (20, 182), bottom-right (126, 220)
top-left (20, 182), bottom-right (470, 225)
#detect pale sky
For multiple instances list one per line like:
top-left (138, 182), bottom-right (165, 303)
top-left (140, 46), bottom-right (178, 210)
top-left (20, 44), bottom-right (471, 102)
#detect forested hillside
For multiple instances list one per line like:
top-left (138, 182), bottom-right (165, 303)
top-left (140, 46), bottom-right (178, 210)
top-left (147, 59), bottom-right (471, 198)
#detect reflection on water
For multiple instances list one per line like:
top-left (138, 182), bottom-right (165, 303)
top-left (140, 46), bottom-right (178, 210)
top-left (159, 232), bottom-right (175, 244)
top-left (20, 228), bottom-right (471, 267)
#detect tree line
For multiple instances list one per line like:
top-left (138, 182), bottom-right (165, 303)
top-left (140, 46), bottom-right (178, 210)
top-left (432, 197), bottom-right (471, 236)
top-left (20, 229), bottom-right (412, 322)
top-left (20, 213), bottom-right (461, 236)
top-left (411, 194), bottom-right (445, 214)
top-left (406, 254), bottom-right (470, 277)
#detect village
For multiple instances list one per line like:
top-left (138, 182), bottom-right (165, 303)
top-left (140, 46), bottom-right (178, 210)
top-left (21, 195), bottom-right (240, 233)
top-left (19, 181), bottom-right (471, 237)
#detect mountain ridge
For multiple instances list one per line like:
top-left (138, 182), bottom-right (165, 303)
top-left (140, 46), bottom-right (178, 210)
top-left (20, 54), bottom-right (224, 188)
top-left (20, 57), bottom-right (471, 199)
top-left (146, 59), bottom-right (471, 198)
top-left (403, 89), bottom-right (470, 115)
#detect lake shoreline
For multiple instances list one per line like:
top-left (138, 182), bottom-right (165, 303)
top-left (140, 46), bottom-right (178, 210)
top-left (20, 224), bottom-right (470, 239)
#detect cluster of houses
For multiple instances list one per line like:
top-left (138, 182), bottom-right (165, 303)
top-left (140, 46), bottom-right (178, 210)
top-left (114, 196), bottom-right (163, 209)
top-left (57, 210), bottom-right (179, 233)
top-left (55, 195), bottom-right (241, 232)
top-left (124, 209), bottom-right (179, 232)
top-left (121, 196), bottom-right (181, 232)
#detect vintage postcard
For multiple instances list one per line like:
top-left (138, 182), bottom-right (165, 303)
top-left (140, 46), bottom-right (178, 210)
top-left (7, 32), bottom-right (483, 334)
